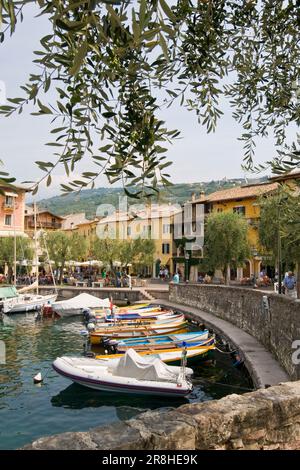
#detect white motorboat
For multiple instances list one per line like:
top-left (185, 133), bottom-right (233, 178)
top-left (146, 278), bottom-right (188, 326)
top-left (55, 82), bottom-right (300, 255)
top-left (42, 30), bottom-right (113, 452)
top-left (2, 203), bottom-right (58, 315)
top-left (53, 348), bottom-right (193, 397)
top-left (52, 293), bottom-right (111, 318)
top-left (2, 292), bottom-right (57, 314)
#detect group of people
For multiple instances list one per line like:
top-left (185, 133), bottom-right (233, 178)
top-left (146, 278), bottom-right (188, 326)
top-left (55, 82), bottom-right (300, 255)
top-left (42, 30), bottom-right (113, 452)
top-left (159, 267), bottom-right (169, 280)
top-left (114, 270), bottom-right (132, 288)
top-left (197, 274), bottom-right (212, 284)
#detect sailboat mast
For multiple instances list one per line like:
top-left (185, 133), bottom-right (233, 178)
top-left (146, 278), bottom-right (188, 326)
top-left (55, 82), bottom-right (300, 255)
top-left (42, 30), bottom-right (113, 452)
top-left (34, 202), bottom-right (39, 294)
top-left (13, 197), bottom-right (17, 286)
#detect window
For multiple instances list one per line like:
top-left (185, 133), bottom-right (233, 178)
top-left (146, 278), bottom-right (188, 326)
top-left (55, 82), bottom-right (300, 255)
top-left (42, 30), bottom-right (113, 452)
top-left (142, 225), bottom-right (151, 236)
top-left (127, 226), bottom-right (131, 236)
top-left (162, 243), bottom-right (170, 254)
top-left (163, 224), bottom-right (170, 234)
top-left (5, 196), bottom-right (13, 207)
top-left (233, 206), bottom-right (246, 216)
top-left (5, 215), bottom-right (12, 226)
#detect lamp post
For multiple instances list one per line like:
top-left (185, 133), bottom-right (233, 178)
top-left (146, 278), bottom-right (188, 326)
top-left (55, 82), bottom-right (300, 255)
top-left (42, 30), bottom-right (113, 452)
top-left (277, 190), bottom-right (282, 295)
top-left (184, 251), bottom-right (190, 282)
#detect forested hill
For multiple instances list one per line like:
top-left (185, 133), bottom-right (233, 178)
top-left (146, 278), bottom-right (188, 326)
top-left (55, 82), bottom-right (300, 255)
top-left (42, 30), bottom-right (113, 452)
top-left (35, 178), bottom-right (267, 219)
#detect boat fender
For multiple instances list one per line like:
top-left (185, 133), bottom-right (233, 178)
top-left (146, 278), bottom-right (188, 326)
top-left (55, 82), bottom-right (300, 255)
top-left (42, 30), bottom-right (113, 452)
top-left (33, 372), bottom-right (43, 384)
top-left (87, 322), bottom-right (95, 331)
top-left (85, 352), bottom-right (95, 358)
top-left (80, 330), bottom-right (89, 336)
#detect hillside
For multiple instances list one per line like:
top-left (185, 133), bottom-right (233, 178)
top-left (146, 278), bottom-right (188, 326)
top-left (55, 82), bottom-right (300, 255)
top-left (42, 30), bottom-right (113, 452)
top-left (35, 178), bottom-right (267, 219)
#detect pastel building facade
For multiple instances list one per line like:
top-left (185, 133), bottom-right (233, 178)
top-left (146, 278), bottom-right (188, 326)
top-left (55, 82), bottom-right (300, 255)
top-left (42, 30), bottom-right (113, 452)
top-left (0, 185), bottom-right (27, 237)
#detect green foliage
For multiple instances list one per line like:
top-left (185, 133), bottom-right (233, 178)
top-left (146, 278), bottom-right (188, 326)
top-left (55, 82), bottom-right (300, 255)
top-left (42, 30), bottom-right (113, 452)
top-left (91, 237), bottom-right (123, 273)
top-left (0, 1), bottom-right (299, 194)
top-left (91, 237), bottom-right (155, 273)
top-left (259, 184), bottom-right (300, 264)
top-left (204, 211), bottom-right (250, 282)
top-left (42, 230), bottom-right (88, 282)
top-left (130, 238), bottom-right (155, 270)
top-left (0, 236), bottom-right (33, 266)
top-left (35, 177), bottom-right (264, 218)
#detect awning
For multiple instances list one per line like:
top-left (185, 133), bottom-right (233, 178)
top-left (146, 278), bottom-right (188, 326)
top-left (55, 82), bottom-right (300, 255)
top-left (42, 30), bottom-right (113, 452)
top-left (0, 231), bottom-right (28, 237)
top-left (4, 191), bottom-right (18, 197)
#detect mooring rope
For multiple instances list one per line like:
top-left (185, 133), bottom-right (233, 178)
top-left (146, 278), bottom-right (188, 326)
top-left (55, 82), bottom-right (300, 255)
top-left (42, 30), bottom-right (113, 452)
top-left (215, 345), bottom-right (238, 355)
top-left (192, 377), bottom-right (255, 392)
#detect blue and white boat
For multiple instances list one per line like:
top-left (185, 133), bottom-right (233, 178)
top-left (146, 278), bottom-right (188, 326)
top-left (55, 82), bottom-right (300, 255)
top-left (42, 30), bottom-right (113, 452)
top-left (109, 330), bottom-right (210, 352)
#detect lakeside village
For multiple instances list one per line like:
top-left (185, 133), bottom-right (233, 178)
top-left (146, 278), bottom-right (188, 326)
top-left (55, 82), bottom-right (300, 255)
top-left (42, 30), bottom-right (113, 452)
top-left (1, 169), bottom-right (300, 295)
top-left (1, 169), bottom-right (300, 450)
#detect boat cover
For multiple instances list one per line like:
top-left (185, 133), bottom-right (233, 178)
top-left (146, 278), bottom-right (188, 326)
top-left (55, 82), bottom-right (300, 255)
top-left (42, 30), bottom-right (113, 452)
top-left (109, 348), bottom-right (184, 382)
top-left (52, 293), bottom-right (110, 311)
top-left (0, 286), bottom-right (18, 300)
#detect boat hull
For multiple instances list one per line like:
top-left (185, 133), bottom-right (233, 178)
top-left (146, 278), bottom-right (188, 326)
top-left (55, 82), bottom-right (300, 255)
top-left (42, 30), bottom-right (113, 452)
top-left (90, 324), bottom-right (188, 344)
top-left (3, 293), bottom-right (57, 314)
top-left (52, 358), bottom-right (192, 397)
top-left (115, 331), bottom-right (210, 352)
top-left (95, 344), bottom-right (216, 366)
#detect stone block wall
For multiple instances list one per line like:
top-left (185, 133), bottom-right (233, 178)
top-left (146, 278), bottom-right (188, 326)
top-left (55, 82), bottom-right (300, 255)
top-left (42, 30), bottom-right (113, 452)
top-left (169, 283), bottom-right (300, 379)
top-left (24, 381), bottom-right (300, 450)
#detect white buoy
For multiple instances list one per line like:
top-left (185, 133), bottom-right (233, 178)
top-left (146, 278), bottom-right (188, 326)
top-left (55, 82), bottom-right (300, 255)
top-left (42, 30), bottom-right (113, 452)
top-left (33, 372), bottom-right (43, 384)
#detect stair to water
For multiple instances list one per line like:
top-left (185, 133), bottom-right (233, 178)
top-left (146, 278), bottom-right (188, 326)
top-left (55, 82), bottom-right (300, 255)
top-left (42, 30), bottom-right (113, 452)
top-left (139, 289), bottom-right (156, 301)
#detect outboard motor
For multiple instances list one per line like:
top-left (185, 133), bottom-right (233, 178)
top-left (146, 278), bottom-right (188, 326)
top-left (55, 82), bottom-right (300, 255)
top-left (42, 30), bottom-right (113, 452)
top-left (83, 308), bottom-right (96, 325)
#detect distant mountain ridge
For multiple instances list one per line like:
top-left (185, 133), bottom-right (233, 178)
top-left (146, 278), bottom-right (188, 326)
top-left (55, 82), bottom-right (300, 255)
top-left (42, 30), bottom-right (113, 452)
top-left (35, 177), bottom-right (267, 219)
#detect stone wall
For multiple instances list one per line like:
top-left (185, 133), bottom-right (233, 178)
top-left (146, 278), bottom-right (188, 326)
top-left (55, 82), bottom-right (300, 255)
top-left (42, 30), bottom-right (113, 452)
top-left (146, 289), bottom-right (169, 300)
top-left (169, 283), bottom-right (300, 380)
top-left (38, 286), bottom-right (142, 303)
top-left (23, 381), bottom-right (300, 450)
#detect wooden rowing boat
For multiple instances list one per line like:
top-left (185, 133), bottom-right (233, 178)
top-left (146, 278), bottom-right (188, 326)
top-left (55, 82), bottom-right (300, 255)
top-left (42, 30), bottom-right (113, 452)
top-left (89, 321), bottom-right (188, 344)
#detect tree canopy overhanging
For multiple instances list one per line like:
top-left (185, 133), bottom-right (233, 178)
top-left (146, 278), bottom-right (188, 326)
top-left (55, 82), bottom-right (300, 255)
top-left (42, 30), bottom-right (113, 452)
top-left (1, 0), bottom-right (300, 196)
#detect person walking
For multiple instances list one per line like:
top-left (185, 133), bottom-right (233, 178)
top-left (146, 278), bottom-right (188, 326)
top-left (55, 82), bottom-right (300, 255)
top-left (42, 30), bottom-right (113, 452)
top-left (283, 271), bottom-right (297, 299)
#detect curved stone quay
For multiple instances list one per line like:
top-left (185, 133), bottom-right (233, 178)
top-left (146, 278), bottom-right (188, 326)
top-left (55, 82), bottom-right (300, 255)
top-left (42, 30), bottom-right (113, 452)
top-left (153, 299), bottom-right (289, 388)
top-left (168, 283), bottom-right (300, 381)
top-left (23, 284), bottom-right (300, 450)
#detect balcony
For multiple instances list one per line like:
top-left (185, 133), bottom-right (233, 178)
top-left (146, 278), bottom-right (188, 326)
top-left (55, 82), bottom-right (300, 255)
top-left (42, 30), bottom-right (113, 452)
top-left (26, 220), bottom-right (62, 229)
top-left (2, 202), bottom-right (15, 211)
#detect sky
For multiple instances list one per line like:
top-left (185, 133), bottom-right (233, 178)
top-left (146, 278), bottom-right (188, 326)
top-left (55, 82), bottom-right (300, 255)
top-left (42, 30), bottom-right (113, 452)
top-left (0, 4), bottom-right (297, 199)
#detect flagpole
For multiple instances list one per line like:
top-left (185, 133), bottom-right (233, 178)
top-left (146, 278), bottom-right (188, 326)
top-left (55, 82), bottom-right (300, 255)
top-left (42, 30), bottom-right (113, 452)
top-left (34, 202), bottom-right (39, 294)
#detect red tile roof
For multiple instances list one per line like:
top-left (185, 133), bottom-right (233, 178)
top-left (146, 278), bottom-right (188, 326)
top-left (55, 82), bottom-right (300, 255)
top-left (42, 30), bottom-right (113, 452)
top-left (194, 182), bottom-right (278, 203)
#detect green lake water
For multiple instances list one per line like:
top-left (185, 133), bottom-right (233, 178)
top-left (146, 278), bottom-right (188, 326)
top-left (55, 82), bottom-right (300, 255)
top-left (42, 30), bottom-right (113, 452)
top-left (0, 313), bottom-right (253, 450)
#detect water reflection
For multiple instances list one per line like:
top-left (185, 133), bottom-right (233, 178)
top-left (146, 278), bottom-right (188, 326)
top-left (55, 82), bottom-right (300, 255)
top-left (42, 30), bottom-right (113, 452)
top-left (51, 383), bottom-right (186, 421)
top-left (0, 311), bottom-right (253, 449)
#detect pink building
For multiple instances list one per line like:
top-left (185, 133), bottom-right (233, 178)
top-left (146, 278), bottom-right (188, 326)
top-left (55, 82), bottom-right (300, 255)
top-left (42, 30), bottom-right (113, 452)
top-left (0, 184), bottom-right (28, 237)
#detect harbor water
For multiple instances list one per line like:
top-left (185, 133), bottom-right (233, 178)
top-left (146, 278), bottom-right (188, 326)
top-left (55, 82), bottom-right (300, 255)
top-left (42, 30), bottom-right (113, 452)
top-left (0, 312), bottom-right (253, 450)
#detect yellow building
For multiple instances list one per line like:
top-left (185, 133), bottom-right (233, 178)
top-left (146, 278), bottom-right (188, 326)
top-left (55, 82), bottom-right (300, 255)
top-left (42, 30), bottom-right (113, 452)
top-left (96, 204), bottom-right (181, 277)
top-left (61, 213), bottom-right (91, 234)
top-left (189, 182), bottom-right (278, 280)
